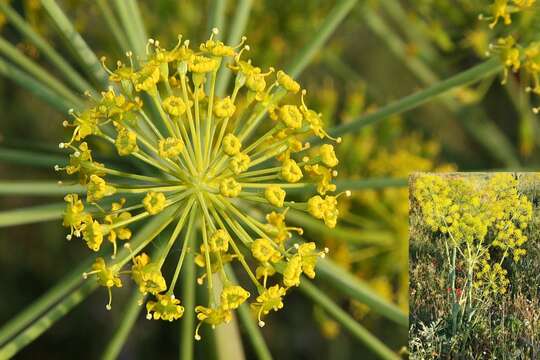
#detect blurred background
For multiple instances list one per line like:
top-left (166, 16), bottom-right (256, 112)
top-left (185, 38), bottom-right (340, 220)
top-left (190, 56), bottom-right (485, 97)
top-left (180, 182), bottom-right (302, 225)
top-left (0, 0), bottom-right (538, 359)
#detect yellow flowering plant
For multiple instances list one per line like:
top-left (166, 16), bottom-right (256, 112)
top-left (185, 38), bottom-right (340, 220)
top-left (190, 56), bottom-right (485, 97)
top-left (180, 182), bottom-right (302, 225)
top-left (55, 28), bottom-right (350, 335)
top-left (412, 173), bottom-right (533, 335)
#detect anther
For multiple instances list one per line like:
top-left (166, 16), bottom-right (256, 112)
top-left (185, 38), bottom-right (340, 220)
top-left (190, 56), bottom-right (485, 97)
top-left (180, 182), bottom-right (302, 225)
top-left (258, 321), bottom-right (265, 327)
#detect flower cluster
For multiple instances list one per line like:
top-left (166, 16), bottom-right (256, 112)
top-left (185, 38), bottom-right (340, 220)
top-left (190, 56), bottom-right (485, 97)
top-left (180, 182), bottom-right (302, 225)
top-left (482, 1), bottom-right (540, 112)
top-left (413, 173), bottom-right (533, 294)
top-left (58, 29), bottom-right (344, 335)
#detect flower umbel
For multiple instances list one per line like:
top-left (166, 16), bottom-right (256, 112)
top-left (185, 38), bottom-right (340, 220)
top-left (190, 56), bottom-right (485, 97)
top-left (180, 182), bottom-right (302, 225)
top-left (59, 29), bottom-right (342, 335)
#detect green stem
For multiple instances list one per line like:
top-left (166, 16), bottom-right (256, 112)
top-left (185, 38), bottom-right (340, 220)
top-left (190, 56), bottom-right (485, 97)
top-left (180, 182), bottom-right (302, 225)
top-left (180, 240), bottom-right (196, 360)
top-left (299, 280), bottom-right (400, 360)
top-left (286, 209), bottom-right (394, 246)
top-left (96, 0), bottom-right (130, 54)
top-left (224, 265), bottom-right (273, 360)
top-left (285, 0), bottom-right (358, 78)
top-left (215, 0), bottom-right (253, 96)
top-left (0, 207), bottom-right (176, 356)
top-left (0, 181), bottom-right (84, 196)
top-left (102, 290), bottom-right (145, 360)
top-left (0, 281), bottom-right (98, 360)
top-left (41, 0), bottom-right (108, 87)
top-left (0, 203), bottom-right (64, 228)
top-left (0, 57), bottom-right (74, 112)
top-left (316, 258), bottom-right (408, 327)
top-left (324, 58), bottom-right (502, 141)
top-left (0, 2), bottom-right (94, 95)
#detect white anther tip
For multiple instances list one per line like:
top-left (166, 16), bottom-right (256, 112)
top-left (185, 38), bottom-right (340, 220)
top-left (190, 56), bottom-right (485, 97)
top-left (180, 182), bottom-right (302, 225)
top-left (82, 272), bottom-right (88, 279)
top-left (212, 27), bottom-right (219, 34)
top-left (258, 321), bottom-right (265, 327)
top-left (106, 304), bottom-right (112, 311)
top-left (146, 314), bottom-right (152, 320)
top-left (59, 142), bottom-right (65, 149)
top-left (194, 335), bottom-right (201, 341)
top-left (345, 190), bottom-right (352, 197)
top-left (66, 234), bottom-right (72, 240)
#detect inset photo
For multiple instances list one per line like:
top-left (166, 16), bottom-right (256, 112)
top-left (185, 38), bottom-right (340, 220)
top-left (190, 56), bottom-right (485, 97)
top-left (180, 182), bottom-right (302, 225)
top-left (409, 173), bottom-right (540, 359)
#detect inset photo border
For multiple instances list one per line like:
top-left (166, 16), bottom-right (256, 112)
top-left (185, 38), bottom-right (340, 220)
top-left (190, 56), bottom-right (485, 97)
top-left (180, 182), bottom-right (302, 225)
top-left (409, 173), bottom-right (540, 359)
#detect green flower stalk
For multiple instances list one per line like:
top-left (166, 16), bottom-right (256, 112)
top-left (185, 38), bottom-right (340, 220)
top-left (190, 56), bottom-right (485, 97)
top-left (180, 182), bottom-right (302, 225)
top-left (56, 28), bottom-right (348, 338)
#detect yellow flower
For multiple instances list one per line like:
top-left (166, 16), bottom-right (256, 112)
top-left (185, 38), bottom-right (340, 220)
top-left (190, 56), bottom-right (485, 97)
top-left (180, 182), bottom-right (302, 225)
top-left (103, 199), bottom-right (132, 256)
top-left (251, 285), bottom-right (287, 327)
top-left (279, 105), bottom-right (303, 129)
top-left (220, 285), bottom-right (250, 310)
top-left (143, 191), bottom-right (167, 215)
top-left (115, 128), bottom-right (138, 156)
top-left (230, 153), bottom-right (251, 174)
top-left (195, 306), bottom-right (231, 328)
top-left (222, 133), bottom-right (241, 155)
top-left (62, 194), bottom-right (88, 239)
top-left (162, 96), bottom-right (186, 117)
top-left (131, 253), bottom-right (167, 295)
top-left (265, 185), bottom-right (286, 207)
top-left (134, 63), bottom-right (160, 92)
top-left (214, 97), bottom-right (236, 118)
top-left (84, 257), bottom-right (122, 310)
top-left (146, 294), bottom-right (184, 321)
top-left (307, 195), bottom-right (338, 228)
top-left (220, 177), bottom-right (242, 197)
top-left (209, 229), bottom-right (230, 252)
top-left (281, 158), bottom-right (303, 183)
top-left (189, 55), bottom-right (219, 73)
top-left (320, 144), bottom-right (338, 168)
top-left (283, 255), bottom-right (302, 287)
top-left (82, 218), bottom-right (104, 251)
top-left (158, 137), bottom-right (184, 158)
top-left (276, 70), bottom-right (300, 93)
top-left (251, 238), bottom-right (281, 263)
top-left (87, 175), bottom-right (116, 203)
